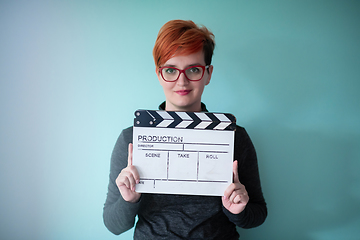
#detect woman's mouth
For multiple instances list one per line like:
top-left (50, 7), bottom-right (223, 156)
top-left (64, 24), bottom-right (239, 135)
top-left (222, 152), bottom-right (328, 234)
top-left (175, 90), bottom-right (192, 96)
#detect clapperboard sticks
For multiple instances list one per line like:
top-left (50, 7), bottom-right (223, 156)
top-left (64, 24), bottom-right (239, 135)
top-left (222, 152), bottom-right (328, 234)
top-left (134, 110), bottom-right (236, 131)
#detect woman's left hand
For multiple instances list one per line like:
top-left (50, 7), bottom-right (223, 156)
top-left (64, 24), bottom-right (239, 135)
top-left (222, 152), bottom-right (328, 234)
top-left (222, 160), bottom-right (249, 214)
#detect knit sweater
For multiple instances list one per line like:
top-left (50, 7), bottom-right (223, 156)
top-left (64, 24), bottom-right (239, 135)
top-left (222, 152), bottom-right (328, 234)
top-left (103, 103), bottom-right (267, 239)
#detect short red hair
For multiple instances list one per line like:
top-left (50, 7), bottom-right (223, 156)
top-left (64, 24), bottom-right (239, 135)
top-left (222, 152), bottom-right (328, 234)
top-left (153, 20), bottom-right (215, 70)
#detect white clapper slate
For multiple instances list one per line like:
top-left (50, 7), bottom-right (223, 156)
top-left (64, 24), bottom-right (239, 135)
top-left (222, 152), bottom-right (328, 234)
top-left (132, 110), bottom-right (236, 196)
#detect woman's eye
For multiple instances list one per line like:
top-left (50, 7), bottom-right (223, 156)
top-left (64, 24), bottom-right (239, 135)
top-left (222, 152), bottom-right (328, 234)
top-left (165, 68), bottom-right (176, 74)
top-left (189, 67), bottom-right (200, 73)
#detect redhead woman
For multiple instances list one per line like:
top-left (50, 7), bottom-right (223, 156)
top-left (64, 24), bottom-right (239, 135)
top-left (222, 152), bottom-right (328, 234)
top-left (103, 20), bottom-right (267, 239)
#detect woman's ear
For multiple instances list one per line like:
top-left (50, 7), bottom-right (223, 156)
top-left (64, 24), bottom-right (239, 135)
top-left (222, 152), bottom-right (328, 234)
top-left (205, 65), bottom-right (213, 85)
top-left (156, 68), bottom-right (162, 84)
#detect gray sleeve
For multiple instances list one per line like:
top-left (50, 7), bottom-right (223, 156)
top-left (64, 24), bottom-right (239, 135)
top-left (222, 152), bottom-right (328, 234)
top-left (103, 127), bottom-right (140, 235)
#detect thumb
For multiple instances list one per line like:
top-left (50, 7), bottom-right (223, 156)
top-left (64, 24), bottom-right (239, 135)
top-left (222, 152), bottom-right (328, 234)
top-left (233, 160), bottom-right (240, 183)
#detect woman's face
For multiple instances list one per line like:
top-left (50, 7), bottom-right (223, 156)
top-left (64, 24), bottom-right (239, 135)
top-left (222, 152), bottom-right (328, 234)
top-left (156, 50), bottom-right (213, 112)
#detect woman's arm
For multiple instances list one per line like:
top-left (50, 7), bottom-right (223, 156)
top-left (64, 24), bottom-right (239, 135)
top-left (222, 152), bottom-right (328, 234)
top-left (223, 126), bottom-right (267, 228)
top-left (103, 127), bottom-right (141, 235)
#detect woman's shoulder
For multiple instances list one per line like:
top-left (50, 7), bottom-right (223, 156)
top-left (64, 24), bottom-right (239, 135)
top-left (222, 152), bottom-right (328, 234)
top-left (121, 126), bottom-right (133, 135)
top-left (116, 126), bottom-right (133, 144)
top-left (235, 124), bottom-right (247, 136)
top-left (234, 124), bottom-right (254, 146)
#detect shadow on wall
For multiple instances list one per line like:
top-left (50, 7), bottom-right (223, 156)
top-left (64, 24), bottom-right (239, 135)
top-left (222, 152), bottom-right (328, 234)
top-left (238, 119), bottom-right (360, 240)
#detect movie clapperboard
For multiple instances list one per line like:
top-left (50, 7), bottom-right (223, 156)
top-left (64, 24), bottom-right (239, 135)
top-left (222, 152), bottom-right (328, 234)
top-left (132, 110), bottom-right (236, 196)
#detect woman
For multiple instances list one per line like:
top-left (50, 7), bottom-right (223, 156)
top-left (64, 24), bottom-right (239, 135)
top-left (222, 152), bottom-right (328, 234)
top-left (103, 20), bottom-right (267, 239)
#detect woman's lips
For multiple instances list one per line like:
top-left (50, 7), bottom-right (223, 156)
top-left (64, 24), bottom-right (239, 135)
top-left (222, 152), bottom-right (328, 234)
top-left (175, 90), bottom-right (192, 96)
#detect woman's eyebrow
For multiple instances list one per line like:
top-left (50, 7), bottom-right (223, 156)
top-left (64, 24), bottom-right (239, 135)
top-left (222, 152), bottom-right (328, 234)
top-left (163, 63), bottom-right (203, 68)
top-left (188, 63), bottom-right (202, 67)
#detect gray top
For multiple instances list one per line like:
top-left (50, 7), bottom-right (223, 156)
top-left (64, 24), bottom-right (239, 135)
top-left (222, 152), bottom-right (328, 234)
top-left (103, 103), bottom-right (267, 239)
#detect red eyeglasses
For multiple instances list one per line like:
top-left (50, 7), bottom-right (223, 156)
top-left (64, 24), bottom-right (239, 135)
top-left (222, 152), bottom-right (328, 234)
top-left (159, 65), bottom-right (210, 82)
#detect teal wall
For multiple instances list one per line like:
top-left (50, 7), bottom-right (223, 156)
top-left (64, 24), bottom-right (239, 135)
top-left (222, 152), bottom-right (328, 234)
top-left (1, 1), bottom-right (359, 239)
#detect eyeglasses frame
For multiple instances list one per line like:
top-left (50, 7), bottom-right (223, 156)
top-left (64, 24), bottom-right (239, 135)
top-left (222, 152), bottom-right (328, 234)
top-left (158, 65), bottom-right (210, 82)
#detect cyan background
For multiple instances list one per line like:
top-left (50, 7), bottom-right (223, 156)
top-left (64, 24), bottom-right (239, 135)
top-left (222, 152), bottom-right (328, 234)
top-left (1, 0), bottom-right (359, 239)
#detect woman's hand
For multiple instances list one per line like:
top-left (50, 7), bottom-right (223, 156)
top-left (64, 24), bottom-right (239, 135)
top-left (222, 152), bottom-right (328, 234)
top-left (115, 143), bottom-right (141, 203)
top-left (222, 160), bottom-right (249, 214)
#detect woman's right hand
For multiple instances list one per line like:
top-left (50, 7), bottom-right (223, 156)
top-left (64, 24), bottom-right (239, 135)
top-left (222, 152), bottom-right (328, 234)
top-left (115, 143), bottom-right (141, 203)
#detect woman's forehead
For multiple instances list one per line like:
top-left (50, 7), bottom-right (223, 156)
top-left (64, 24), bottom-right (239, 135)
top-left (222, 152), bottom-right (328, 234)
top-left (164, 51), bottom-right (205, 66)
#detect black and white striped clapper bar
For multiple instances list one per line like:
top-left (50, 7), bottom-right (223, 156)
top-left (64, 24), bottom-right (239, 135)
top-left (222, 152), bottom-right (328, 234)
top-left (132, 110), bottom-right (236, 196)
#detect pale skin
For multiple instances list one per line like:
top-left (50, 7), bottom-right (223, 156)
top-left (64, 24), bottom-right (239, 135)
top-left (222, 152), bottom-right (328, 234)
top-left (116, 143), bottom-right (141, 203)
top-left (115, 50), bottom-right (249, 213)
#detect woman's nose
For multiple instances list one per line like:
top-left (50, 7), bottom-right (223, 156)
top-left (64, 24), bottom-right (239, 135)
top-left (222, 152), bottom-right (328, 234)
top-left (176, 72), bottom-right (189, 86)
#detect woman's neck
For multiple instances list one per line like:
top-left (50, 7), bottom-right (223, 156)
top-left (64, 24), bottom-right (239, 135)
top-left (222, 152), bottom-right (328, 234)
top-left (164, 101), bottom-right (202, 112)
